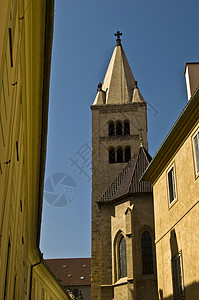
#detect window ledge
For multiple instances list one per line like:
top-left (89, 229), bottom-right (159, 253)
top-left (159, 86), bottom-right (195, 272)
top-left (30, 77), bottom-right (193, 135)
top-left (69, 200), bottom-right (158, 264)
top-left (114, 277), bottom-right (128, 286)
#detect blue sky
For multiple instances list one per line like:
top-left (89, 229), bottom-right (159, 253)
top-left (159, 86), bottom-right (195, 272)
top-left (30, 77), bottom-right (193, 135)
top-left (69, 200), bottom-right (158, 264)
top-left (40, 0), bottom-right (199, 258)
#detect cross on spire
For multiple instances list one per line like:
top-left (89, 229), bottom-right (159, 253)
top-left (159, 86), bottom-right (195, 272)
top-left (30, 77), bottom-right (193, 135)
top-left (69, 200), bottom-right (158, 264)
top-left (114, 31), bottom-right (122, 46)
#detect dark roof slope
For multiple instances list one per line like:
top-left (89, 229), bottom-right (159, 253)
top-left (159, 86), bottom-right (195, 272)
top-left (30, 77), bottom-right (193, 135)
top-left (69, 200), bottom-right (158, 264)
top-left (45, 258), bottom-right (91, 287)
top-left (98, 147), bottom-right (152, 203)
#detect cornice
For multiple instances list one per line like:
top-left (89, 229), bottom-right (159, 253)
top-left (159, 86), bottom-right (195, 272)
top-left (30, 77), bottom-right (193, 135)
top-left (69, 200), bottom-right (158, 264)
top-left (99, 134), bottom-right (139, 142)
top-left (90, 102), bottom-right (146, 112)
top-left (141, 87), bottom-right (199, 184)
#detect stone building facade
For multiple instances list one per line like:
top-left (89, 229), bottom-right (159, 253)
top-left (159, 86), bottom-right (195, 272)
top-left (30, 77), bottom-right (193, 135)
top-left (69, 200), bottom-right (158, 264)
top-left (142, 65), bottom-right (199, 300)
top-left (91, 34), bottom-right (158, 300)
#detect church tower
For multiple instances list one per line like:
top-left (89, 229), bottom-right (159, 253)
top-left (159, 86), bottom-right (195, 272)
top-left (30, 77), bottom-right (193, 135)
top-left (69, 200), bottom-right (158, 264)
top-left (91, 32), bottom-right (151, 300)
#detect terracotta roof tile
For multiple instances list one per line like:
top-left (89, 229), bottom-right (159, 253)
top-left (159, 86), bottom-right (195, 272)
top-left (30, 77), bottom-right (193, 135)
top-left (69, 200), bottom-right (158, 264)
top-left (45, 258), bottom-right (91, 287)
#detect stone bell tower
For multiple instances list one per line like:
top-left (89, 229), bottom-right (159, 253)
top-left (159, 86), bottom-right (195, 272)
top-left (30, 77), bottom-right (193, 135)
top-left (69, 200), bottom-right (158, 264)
top-left (91, 32), bottom-right (148, 300)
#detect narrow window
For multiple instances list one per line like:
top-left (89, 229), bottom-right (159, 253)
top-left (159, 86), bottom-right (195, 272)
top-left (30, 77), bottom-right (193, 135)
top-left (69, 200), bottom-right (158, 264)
top-left (171, 252), bottom-right (184, 299)
top-left (9, 28), bottom-right (13, 67)
top-left (116, 122), bottom-right (122, 135)
top-left (109, 149), bottom-right (115, 163)
top-left (141, 231), bottom-right (154, 274)
top-left (4, 239), bottom-right (11, 299)
top-left (125, 147), bottom-right (131, 162)
top-left (119, 236), bottom-right (127, 278)
top-left (124, 121), bottom-right (130, 135)
top-left (73, 289), bottom-right (79, 297)
top-left (193, 131), bottom-right (199, 174)
top-left (16, 141), bottom-right (19, 161)
top-left (117, 148), bottom-right (123, 163)
top-left (109, 122), bottom-right (115, 136)
top-left (167, 166), bottom-right (177, 204)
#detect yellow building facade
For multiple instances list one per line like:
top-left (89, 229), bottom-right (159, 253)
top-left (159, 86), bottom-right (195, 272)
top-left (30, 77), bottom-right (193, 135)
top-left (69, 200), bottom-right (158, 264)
top-left (0, 0), bottom-right (69, 299)
top-left (142, 80), bottom-right (199, 298)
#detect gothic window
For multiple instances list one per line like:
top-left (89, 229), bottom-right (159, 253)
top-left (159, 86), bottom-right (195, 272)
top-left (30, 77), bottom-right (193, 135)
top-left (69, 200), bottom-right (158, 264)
top-left (141, 231), bottom-right (154, 274)
top-left (119, 236), bottom-right (127, 278)
top-left (117, 147), bottom-right (123, 163)
top-left (109, 148), bottom-right (115, 164)
top-left (193, 131), bottom-right (199, 174)
top-left (167, 166), bottom-right (177, 204)
top-left (171, 252), bottom-right (184, 299)
top-left (109, 122), bottom-right (115, 136)
top-left (124, 121), bottom-right (130, 135)
top-left (116, 122), bottom-right (122, 135)
top-left (125, 147), bottom-right (131, 162)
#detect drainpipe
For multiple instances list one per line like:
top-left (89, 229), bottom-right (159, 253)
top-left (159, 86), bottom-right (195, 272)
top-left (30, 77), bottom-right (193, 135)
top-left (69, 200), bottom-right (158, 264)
top-left (29, 253), bottom-right (43, 300)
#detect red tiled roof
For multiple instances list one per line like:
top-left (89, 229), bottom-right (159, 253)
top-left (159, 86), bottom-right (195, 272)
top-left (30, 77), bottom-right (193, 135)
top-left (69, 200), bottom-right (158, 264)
top-left (45, 258), bottom-right (91, 287)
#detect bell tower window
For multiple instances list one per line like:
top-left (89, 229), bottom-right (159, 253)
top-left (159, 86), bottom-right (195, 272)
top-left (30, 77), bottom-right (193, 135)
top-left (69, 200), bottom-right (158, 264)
top-left (124, 121), bottom-right (130, 135)
top-left (109, 122), bottom-right (115, 136)
top-left (116, 122), bottom-right (122, 135)
top-left (109, 148), bottom-right (115, 164)
top-left (117, 148), bottom-right (123, 163)
top-left (125, 147), bottom-right (131, 162)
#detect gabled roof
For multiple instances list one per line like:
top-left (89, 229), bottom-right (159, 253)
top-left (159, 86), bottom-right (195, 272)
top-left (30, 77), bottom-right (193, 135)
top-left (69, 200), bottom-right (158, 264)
top-left (98, 147), bottom-right (152, 204)
top-left (93, 44), bottom-right (144, 105)
top-left (45, 258), bottom-right (91, 287)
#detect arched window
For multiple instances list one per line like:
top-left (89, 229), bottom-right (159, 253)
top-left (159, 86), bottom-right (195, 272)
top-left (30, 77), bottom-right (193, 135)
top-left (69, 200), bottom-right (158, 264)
top-left (119, 236), bottom-right (127, 278)
top-left (116, 122), bottom-right (122, 135)
top-left (125, 147), bottom-right (131, 162)
top-left (117, 148), bottom-right (123, 163)
top-left (109, 148), bottom-right (115, 164)
top-left (108, 122), bottom-right (115, 136)
top-left (141, 231), bottom-right (154, 274)
top-left (124, 121), bottom-right (130, 135)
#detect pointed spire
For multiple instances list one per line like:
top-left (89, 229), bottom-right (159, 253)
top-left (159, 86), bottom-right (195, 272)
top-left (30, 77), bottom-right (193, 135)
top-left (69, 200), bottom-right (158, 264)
top-left (93, 34), bottom-right (144, 105)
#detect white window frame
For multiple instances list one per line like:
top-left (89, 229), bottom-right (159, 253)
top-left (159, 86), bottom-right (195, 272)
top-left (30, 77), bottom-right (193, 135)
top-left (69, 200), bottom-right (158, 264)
top-left (167, 165), bottom-right (177, 205)
top-left (193, 130), bottom-right (199, 176)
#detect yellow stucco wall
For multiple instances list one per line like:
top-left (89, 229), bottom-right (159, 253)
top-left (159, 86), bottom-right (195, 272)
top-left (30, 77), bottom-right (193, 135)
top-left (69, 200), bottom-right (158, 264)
top-left (153, 121), bottom-right (199, 299)
top-left (0, 1), bottom-right (70, 299)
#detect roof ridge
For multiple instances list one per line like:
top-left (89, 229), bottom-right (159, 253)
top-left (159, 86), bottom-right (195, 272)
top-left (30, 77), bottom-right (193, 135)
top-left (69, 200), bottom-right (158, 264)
top-left (98, 153), bottom-right (138, 203)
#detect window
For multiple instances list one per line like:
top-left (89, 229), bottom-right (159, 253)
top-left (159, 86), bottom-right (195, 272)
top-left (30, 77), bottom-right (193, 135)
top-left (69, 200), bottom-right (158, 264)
top-left (141, 231), bottom-right (154, 274)
top-left (9, 28), bottom-right (13, 67)
top-left (193, 131), bottom-right (199, 174)
top-left (119, 236), bottom-right (127, 278)
top-left (125, 147), bottom-right (131, 162)
top-left (167, 166), bottom-right (177, 204)
top-left (109, 122), bottom-right (115, 136)
top-left (41, 288), bottom-right (45, 300)
top-left (73, 289), bottom-right (79, 297)
top-left (124, 121), bottom-right (130, 135)
top-left (116, 122), bottom-right (122, 135)
top-left (4, 239), bottom-right (11, 299)
top-left (117, 148), bottom-right (123, 163)
top-left (109, 148), bottom-right (115, 163)
top-left (172, 252), bottom-right (184, 299)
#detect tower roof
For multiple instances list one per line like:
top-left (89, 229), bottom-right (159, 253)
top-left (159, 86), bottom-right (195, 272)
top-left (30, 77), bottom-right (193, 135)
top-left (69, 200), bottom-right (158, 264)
top-left (98, 146), bottom-right (152, 204)
top-left (93, 41), bottom-right (144, 105)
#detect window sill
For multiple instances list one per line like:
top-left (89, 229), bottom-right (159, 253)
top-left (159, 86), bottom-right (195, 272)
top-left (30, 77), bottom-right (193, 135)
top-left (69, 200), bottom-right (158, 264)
top-left (169, 197), bottom-right (178, 210)
top-left (114, 277), bottom-right (128, 286)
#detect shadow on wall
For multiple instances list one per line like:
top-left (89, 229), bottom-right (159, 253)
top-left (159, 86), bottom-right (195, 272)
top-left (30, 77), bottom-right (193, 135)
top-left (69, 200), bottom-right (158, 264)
top-left (158, 282), bottom-right (199, 300)
top-left (158, 229), bottom-right (199, 299)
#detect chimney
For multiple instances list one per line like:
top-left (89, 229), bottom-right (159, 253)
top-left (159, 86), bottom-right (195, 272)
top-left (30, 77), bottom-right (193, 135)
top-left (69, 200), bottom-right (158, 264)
top-left (184, 63), bottom-right (199, 100)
